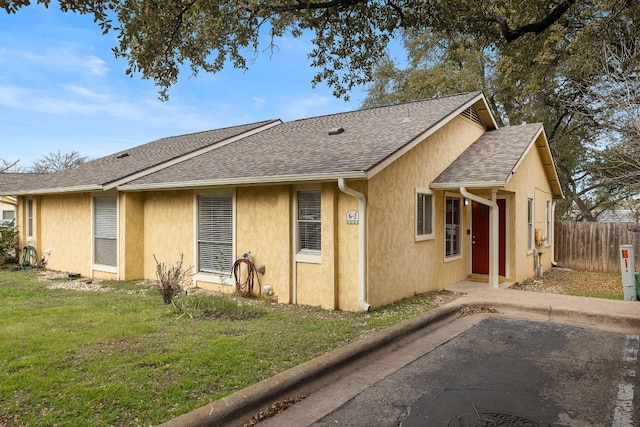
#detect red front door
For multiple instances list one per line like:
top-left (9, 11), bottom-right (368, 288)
top-left (472, 199), bottom-right (506, 276)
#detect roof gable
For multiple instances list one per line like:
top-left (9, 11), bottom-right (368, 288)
top-left (432, 123), bottom-right (563, 198)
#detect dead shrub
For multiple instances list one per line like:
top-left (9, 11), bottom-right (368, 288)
top-left (153, 254), bottom-right (193, 304)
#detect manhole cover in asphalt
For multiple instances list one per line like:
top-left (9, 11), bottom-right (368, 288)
top-left (448, 410), bottom-right (546, 427)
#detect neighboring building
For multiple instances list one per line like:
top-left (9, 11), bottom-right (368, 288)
top-left (0, 92), bottom-right (563, 311)
top-left (0, 195), bottom-right (17, 225)
top-left (597, 209), bottom-right (640, 223)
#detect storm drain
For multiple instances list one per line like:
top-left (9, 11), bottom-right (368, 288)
top-left (448, 410), bottom-right (549, 427)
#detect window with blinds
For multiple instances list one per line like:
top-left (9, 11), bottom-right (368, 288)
top-left (198, 194), bottom-right (233, 274)
top-left (297, 191), bottom-right (321, 252)
top-left (94, 196), bottom-right (117, 267)
top-left (416, 190), bottom-right (434, 240)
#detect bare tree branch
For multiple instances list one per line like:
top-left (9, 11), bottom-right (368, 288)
top-left (0, 159), bottom-right (20, 173)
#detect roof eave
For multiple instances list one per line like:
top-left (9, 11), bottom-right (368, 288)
top-left (430, 181), bottom-right (506, 190)
top-left (8, 185), bottom-right (104, 196)
top-left (474, 93), bottom-right (498, 130)
top-left (117, 171), bottom-right (368, 191)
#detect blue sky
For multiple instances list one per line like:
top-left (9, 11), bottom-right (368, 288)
top-left (0, 4), bottom-right (392, 166)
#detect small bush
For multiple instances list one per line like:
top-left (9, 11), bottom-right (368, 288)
top-left (153, 254), bottom-right (193, 304)
top-left (0, 221), bottom-right (19, 265)
top-left (171, 294), bottom-right (266, 320)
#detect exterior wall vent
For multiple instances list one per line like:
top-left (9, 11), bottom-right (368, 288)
top-left (460, 106), bottom-right (484, 127)
top-left (328, 127), bottom-right (345, 135)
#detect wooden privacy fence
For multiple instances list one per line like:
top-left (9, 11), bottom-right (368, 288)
top-left (554, 220), bottom-right (640, 273)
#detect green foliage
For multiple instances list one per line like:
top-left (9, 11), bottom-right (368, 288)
top-left (4, 1), bottom-right (638, 217)
top-left (1, 0), bottom-right (621, 101)
top-left (0, 221), bottom-right (19, 265)
top-left (170, 294), bottom-right (266, 320)
top-left (363, 1), bottom-right (640, 220)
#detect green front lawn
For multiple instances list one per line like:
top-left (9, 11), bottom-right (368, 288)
top-left (0, 270), bottom-right (456, 426)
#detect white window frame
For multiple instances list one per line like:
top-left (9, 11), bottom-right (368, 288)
top-left (92, 196), bottom-right (118, 273)
top-left (26, 199), bottom-right (33, 241)
top-left (545, 200), bottom-right (551, 247)
top-left (416, 188), bottom-right (434, 241)
top-left (194, 192), bottom-right (235, 285)
top-left (527, 197), bottom-right (534, 253)
top-left (444, 193), bottom-right (462, 260)
top-left (295, 189), bottom-right (321, 264)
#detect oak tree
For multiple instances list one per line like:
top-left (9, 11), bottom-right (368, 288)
top-left (3, 0), bottom-right (590, 100)
top-left (362, 1), bottom-right (639, 221)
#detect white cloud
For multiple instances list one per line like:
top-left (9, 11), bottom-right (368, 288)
top-left (251, 96), bottom-right (266, 109)
top-left (282, 94), bottom-right (333, 120)
top-left (9, 44), bottom-right (109, 77)
top-left (81, 55), bottom-right (110, 76)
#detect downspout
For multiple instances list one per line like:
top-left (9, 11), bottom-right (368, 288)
top-left (551, 200), bottom-right (557, 266)
top-left (460, 187), bottom-right (500, 289)
top-left (338, 178), bottom-right (371, 311)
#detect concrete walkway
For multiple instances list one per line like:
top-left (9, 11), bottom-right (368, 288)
top-left (159, 281), bottom-right (640, 427)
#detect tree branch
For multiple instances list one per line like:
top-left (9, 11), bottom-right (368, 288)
top-left (0, 159), bottom-right (19, 173)
top-left (484, 0), bottom-right (577, 42)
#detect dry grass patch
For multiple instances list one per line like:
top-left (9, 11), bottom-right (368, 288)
top-left (511, 268), bottom-right (624, 300)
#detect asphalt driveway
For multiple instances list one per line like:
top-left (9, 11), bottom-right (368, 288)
top-left (161, 285), bottom-right (640, 427)
top-left (309, 317), bottom-right (638, 426)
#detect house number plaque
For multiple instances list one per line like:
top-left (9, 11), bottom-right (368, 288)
top-left (346, 210), bottom-right (359, 225)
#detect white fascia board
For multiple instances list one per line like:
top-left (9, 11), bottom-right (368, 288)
top-left (103, 119), bottom-right (283, 191)
top-left (508, 124), bottom-right (544, 183)
top-left (117, 171), bottom-right (368, 191)
top-left (507, 124), bottom-right (563, 198)
top-left (430, 181), bottom-right (506, 190)
top-left (530, 127), bottom-right (564, 198)
top-left (476, 93), bottom-right (499, 130)
top-left (9, 185), bottom-right (103, 196)
top-left (366, 93), bottom-right (490, 180)
top-left (0, 196), bottom-right (17, 204)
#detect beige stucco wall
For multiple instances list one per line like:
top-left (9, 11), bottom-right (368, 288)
top-left (13, 183), bottom-right (361, 311)
top-left (35, 193), bottom-right (92, 275)
top-left (119, 192), bottom-right (144, 280)
top-left (506, 134), bottom-right (556, 282)
top-left (236, 185), bottom-right (292, 303)
top-left (336, 181), bottom-right (365, 311)
top-left (142, 190), bottom-right (194, 281)
top-left (294, 183), bottom-right (340, 309)
top-left (366, 116), bottom-right (485, 308)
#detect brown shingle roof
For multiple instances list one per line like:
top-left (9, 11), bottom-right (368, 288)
top-left (432, 123), bottom-right (562, 198)
top-left (0, 91), bottom-right (495, 195)
top-left (0, 120), bottom-right (279, 195)
top-left (0, 173), bottom-right (43, 193)
top-left (121, 92), bottom-right (485, 189)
